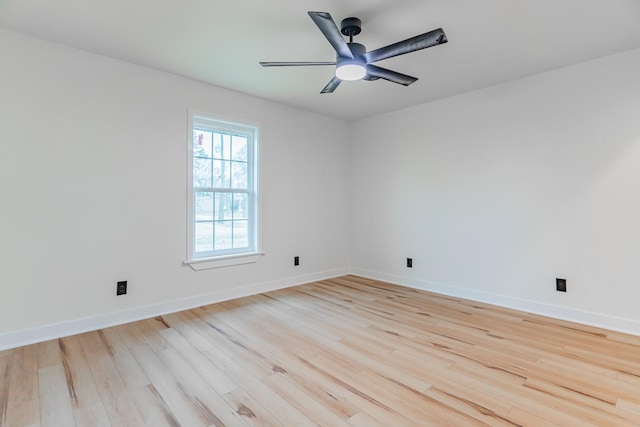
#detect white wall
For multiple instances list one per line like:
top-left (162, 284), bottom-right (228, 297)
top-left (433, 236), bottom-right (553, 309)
top-left (350, 48), bottom-right (640, 334)
top-left (3, 28), bottom-right (640, 349)
top-left (0, 29), bottom-right (350, 347)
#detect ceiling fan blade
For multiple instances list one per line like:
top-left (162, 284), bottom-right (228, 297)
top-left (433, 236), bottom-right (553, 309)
top-left (308, 12), bottom-right (354, 59)
top-left (366, 64), bottom-right (417, 86)
top-left (365, 28), bottom-right (447, 63)
top-left (260, 61), bottom-right (336, 67)
top-left (320, 76), bottom-right (342, 94)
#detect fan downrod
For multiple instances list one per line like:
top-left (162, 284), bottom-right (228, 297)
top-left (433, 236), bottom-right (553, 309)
top-left (340, 17), bottom-right (361, 42)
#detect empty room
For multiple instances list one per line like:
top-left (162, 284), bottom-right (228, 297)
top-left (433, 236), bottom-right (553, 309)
top-left (1, 1), bottom-right (640, 426)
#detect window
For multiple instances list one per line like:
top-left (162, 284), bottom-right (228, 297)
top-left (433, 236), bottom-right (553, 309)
top-left (187, 111), bottom-right (260, 269)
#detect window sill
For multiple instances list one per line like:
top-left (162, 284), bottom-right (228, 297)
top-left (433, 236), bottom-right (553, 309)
top-left (184, 252), bottom-right (264, 271)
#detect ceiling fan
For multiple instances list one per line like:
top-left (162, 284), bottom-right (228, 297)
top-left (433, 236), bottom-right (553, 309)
top-left (260, 11), bottom-right (448, 93)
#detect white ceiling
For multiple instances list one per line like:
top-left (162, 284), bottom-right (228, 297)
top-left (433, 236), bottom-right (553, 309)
top-left (2, 0), bottom-right (640, 120)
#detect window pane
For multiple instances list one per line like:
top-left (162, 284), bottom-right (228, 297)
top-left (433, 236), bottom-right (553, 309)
top-left (214, 133), bottom-right (231, 160)
top-left (233, 220), bottom-right (248, 248)
top-left (212, 133), bottom-right (221, 159)
top-left (195, 222), bottom-right (213, 253)
top-left (193, 130), bottom-right (212, 158)
top-left (214, 221), bottom-right (232, 250)
top-left (213, 160), bottom-right (231, 188)
top-left (222, 134), bottom-right (231, 160)
top-left (232, 135), bottom-right (248, 161)
top-left (195, 192), bottom-right (214, 221)
top-left (231, 161), bottom-right (247, 189)
top-left (193, 158), bottom-right (212, 188)
top-left (232, 193), bottom-right (248, 220)
top-left (214, 193), bottom-right (232, 220)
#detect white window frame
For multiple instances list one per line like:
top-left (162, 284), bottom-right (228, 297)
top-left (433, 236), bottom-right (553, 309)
top-left (185, 110), bottom-right (262, 270)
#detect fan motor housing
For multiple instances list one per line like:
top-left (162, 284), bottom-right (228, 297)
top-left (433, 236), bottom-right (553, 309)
top-left (337, 42), bottom-right (366, 64)
top-left (347, 42), bottom-right (366, 57)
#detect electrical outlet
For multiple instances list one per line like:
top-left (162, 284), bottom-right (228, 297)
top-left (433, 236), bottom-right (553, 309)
top-left (556, 278), bottom-right (566, 292)
top-left (294, 256), bottom-right (300, 266)
top-left (407, 258), bottom-right (413, 268)
top-left (117, 281), bottom-right (128, 296)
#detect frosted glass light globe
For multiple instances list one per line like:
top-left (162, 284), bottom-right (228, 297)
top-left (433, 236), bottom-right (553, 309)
top-left (336, 62), bottom-right (366, 81)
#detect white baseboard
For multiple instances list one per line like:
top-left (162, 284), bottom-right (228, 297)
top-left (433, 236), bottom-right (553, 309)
top-left (0, 268), bottom-right (349, 351)
top-left (4, 266), bottom-right (637, 351)
top-left (350, 267), bottom-right (640, 337)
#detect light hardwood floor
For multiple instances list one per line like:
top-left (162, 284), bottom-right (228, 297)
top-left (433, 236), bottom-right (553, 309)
top-left (2, 275), bottom-right (640, 426)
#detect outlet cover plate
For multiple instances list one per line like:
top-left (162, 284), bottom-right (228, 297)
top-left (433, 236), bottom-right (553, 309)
top-left (117, 281), bottom-right (128, 296)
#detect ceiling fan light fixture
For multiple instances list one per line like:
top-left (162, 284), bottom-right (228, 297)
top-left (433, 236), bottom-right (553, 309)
top-left (260, 11), bottom-right (447, 93)
top-left (335, 60), bottom-right (366, 81)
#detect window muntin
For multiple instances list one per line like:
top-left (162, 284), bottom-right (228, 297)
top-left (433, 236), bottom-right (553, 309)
top-left (188, 113), bottom-right (258, 261)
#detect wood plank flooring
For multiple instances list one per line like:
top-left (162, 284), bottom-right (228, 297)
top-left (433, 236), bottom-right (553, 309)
top-left (2, 275), bottom-right (640, 426)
